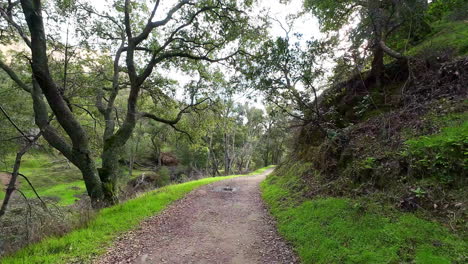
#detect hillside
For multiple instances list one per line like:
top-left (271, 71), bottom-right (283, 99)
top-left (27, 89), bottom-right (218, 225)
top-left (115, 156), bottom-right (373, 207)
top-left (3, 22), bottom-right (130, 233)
top-left (261, 8), bottom-right (468, 264)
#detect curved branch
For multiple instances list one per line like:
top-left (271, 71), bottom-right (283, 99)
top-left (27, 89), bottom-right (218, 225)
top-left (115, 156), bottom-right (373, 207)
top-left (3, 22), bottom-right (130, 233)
top-left (379, 40), bottom-right (407, 60)
top-left (131, 0), bottom-right (191, 45)
top-left (139, 97), bottom-right (210, 125)
top-left (0, 59), bottom-right (31, 93)
top-left (0, 104), bottom-right (30, 141)
top-left (0, 3), bottom-right (32, 47)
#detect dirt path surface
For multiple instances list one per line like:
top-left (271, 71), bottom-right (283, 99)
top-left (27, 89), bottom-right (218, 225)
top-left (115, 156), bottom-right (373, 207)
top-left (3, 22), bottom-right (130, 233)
top-left (97, 169), bottom-right (298, 264)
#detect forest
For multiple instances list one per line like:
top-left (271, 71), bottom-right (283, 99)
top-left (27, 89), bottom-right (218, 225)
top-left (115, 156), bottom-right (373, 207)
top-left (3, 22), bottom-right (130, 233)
top-left (0, 0), bottom-right (466, 263)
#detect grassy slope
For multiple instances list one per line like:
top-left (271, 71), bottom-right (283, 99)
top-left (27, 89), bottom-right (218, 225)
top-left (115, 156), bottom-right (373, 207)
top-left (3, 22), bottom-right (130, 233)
top-left (1, 165), bottom-right (274, 264)
top-left (259, 11), bottom-right (468, 263)
top-left (261, 165), bottom-right (467, 264)
top-left (406, 2), bottom-right (468, 58)
top-left (408, 20), bottom-right (468, 56)
top-left (0, 154), bottom-right (148, 205)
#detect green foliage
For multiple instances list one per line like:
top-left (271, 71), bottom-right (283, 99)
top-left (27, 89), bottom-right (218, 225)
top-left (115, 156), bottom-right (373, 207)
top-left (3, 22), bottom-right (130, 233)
top-left (402, 122), bottom-right (468, 183)
top-left (426, 0), bottom-right (468, 22)
top-left (1, 166), bottom-right (273, 263)
top-left (304, 0), bottom-right (429, 56)
top-left (154, 167), bottom-right (171, 187)
top-left (353, 95), bottom-right (373, 118)
top-left (360, 157), bottom-right (376, 169)
top-left (303, 0), bottom-right (358, 32)
top-left (261, 167), bottom-right (467, 263)
top-left (410, 187), bottom-right (427, 198)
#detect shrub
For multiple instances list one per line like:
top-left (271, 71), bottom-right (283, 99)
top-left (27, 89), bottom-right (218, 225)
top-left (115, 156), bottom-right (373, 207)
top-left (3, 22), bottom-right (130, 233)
top-left (154, 167), bottom-right (171, 187)
top-left (402, 122), bottom-right (467, 183)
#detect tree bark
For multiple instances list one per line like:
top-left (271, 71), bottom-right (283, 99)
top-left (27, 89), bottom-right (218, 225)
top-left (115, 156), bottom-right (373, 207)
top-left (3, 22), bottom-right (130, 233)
top-left (371, 44), bottom-right (385, 88)
top-left (0, 136), bottom-right (41, 218)
top-left (379, 40), bottom-right (407, 60)
top-left (224, 133), bottom-right (230, 175)
top-left (20, 0), bottom-right (105, 206)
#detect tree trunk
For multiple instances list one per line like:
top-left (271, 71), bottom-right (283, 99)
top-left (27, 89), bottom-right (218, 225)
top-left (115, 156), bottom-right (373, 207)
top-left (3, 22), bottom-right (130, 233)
top-left (73, 154), bottom-right (104, 205)
top-left (0, 135), bottom-right (40, 217)
top-left (224, 133), bottom-right (230, 175)
top-left (371, 45), bottom-right (384, 88)
top-left (98, 145), bottom-right (122, 204)
top-left (20, 0), bottom-right (106, 206)
top-left (207, 135), bottom-right (212, 175)
top-left (99, 101), bottom-right (139, 203)
top-left (157, 147), bottom-right (162, 167)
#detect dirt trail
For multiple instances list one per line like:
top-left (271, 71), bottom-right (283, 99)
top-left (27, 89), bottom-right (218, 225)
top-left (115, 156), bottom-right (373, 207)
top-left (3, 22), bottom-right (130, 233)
top-left (97, 169), bottom-right (298, 264)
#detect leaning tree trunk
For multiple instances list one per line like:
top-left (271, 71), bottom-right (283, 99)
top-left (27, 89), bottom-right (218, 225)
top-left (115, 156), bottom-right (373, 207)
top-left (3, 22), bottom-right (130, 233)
top-left (20, 0), bottom-right (106, 206)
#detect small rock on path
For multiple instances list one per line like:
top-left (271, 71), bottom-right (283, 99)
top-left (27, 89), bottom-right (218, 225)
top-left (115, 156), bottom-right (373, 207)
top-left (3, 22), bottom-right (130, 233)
top-left (97, 169), bottom-right (298, 264)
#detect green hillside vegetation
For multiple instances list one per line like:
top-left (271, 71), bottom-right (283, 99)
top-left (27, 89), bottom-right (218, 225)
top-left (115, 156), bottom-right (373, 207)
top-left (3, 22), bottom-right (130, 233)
top-left (260, 4), bottom-right (468, 264)
top-left (262, 165), bottom-right (467, 264)
top-left (404, 0), bottom-right (468, 57)
top-left (0, 154), bottom-right (147, 205)
top-left (408, 20), bottom-right (468, 56)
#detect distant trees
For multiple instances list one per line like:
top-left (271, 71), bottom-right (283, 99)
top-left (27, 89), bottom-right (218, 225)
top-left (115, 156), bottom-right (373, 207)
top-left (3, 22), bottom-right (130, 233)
top-left (0, 0), bottom-right (257, 206)
top-left (201, 100), bottom-right (289, 175)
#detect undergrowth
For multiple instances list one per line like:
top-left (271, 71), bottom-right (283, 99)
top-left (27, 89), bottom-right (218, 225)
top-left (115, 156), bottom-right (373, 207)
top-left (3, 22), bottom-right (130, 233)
top-left (0, 166), bottom-right (274, 263)
top-left (403, 119), bottom-right (467, 184)
top-left (261, 165), bottom-right (467, 264)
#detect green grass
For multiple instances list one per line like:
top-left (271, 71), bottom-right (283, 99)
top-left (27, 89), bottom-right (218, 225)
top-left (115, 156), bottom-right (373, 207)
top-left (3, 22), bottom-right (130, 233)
top-left (1, 166), bottom-right (273, 264)
top-left (0, 154), bottom-right (157, 205)
top-left (0, 181), bottom-right (87, 206)
top-left (247, 165), bottom-right (276, 175)
top-left (408, 20), bottom-right (468, 56)
top-left (261, 165), bottom-right (467, 264)
top-left (0, 153), bottom-right (83, 188)
top-left (0, 154), bottom-right (84, 204)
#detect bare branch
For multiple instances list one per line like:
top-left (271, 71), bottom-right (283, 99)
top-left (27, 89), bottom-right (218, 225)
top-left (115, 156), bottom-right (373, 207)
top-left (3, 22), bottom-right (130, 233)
top-left (0, 104), bottom-right (31, 142)
top-left (131, 0), bottom-right (191, 45)
top-left (0, 59), bottom-right (31, 93)
top-left (139, 97), bottom-right (210, 125)
top-left (0, 131), bottom-right (43, 218)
